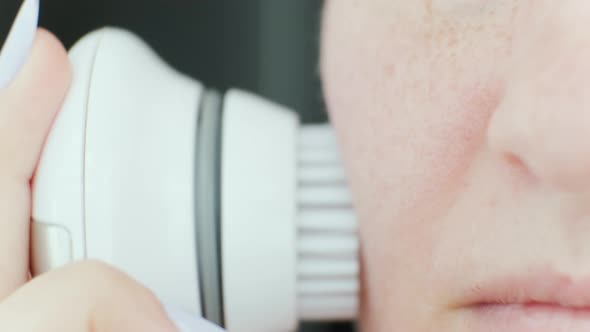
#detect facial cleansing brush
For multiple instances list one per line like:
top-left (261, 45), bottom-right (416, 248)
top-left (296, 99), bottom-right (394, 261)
top-left (28, 27), bottom-right (359, 332)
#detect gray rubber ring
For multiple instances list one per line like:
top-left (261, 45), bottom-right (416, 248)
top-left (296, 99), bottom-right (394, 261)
top-left (195, 89), bottom-right (224, 327)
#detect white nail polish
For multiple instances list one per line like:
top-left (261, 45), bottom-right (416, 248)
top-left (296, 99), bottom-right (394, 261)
top-left (0, 0), bottom-right (39, 89)
top-left (164, 305), bottom-right (225, 332)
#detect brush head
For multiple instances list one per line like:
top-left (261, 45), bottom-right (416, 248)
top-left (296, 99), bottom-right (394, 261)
top-left (296, 125), bottom-right (359, 321)
top-left (0, 0), bottom-right (38, 89)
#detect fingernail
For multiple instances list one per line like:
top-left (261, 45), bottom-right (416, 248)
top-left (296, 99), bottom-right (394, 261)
top-left (0, 0), bottom-right (39, 89)
top-left (164, 305), bottom-right (225, 332)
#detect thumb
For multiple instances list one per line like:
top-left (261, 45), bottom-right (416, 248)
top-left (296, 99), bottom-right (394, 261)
top-left (0, 28), bottom-right (70, 300)
top-left (0, 28), bottom-right (71, 180)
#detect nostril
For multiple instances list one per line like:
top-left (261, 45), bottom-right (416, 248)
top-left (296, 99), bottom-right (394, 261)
top-left (505, 152), bottom-right (524, 169)
top-left (502, 152), bottom-right (537, 184)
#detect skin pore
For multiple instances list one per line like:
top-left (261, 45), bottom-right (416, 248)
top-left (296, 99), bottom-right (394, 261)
top-left (322, 1), bottom-right (590, 331)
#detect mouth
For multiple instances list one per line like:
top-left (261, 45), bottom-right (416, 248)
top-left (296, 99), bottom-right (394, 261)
top-left (460, 267), bottom-right (590, 332)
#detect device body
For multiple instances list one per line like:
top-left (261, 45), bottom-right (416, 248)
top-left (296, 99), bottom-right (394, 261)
top-left (31, 28), bottom-right (358, 332)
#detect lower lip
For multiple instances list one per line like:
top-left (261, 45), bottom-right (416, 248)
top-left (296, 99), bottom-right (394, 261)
top-left (468, 303), bottom-right (590, 332)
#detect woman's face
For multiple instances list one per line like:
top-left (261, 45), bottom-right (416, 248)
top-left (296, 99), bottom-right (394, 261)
top-left (321, 1), bottom-right (590, 331)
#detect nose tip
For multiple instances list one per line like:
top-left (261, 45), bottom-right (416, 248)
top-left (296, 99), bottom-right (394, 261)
top-left (484, 0), bottom-right (590, 193)
top-left (487, 90), bottom-right (590, 193)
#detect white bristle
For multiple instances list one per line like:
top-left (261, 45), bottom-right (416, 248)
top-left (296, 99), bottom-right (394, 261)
top-left (298, 187), bottom-right (353, 208)
top-left (298, 211), bottom-right (357, 233)
top-left (298, 149), bottom-right (341, 165)
top-left (298, 296), bottom-right (358, 321)
top-left (298, 259), bottom-right (359, 278)
top-left (298, 164), bottom-right (346, 184)
top-left (298, 125), bottom-right (339, 147)
top-left (298, 279), bottom-right (359, 295)
top-left (298, 235), bottom-right (358, 258)
top-left (296, 124), bottom-right (359, 322)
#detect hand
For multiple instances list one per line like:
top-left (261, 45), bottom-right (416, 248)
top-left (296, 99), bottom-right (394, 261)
top-left (0, 28), bottom-right (217, 332)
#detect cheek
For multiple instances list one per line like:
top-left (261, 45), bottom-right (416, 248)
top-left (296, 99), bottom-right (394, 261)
top-left (326, 67), bottom-right (503, 329)
top-left (321, 3), bottom-right (508, 323)
top-left (322, 16), bottom-right (502, 233)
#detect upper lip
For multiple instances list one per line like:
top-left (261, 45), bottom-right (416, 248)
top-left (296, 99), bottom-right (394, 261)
top-left (460, 266), bottom-right (590, 309)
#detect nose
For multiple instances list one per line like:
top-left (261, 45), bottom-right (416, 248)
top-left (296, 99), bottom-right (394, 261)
top-left (487, 1), bottom-right (590, 192)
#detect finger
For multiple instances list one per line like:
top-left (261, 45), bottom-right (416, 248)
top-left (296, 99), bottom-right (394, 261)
top-left (0, 28), bottom-right (71, 178)
top-left (0, 261), bottom-right (179, 332)
top-left (0, 28), bottom-right (70, 300)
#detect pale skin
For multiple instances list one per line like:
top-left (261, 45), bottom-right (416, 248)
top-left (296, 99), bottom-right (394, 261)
top-left (321, 0), bottom-right (590, 331)
top-left (6, 1), bottom-right (590, 331)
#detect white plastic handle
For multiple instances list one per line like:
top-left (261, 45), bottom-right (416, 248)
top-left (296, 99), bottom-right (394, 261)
top-left (0, 0), bottom-right (39, 89)
top-left (165, 305), bottom-right (225, 332)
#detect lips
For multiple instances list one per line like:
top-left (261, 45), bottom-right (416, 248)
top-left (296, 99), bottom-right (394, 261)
top-left (460, 266), bottom-right (590, 331)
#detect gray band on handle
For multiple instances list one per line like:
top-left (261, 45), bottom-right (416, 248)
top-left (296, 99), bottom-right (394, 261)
top-left (195, 89), bottom-right (225, 327)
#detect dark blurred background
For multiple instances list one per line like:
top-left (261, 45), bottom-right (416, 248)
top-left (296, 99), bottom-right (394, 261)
top-left (26, 0), bottom-right (350, 331)
top-left (37, 0), bottom-right (329, 124)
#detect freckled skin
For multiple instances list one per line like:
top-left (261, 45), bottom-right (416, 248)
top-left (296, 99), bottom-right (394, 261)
top-left (321, 1), bottom-right (590, 331)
